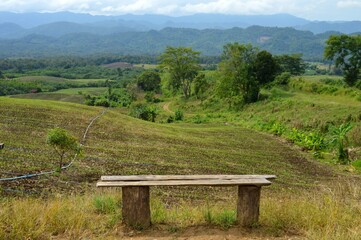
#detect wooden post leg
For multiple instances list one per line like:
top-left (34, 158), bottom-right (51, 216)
top-left (122, 186), bottom-right (151, 229)
top-left (237, 185), bottom-right (261, 227)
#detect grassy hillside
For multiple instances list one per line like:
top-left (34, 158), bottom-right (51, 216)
top-left (0, 97), bottom-right (334, 192)
top-left (1, 80), bottom-right (361, 238)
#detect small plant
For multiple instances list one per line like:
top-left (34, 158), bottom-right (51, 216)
top-left (174, 109), bottom-right (184, 121)
top-left (330, 123), bottom-right (353, 164)
top-left (289, 128), bottom-right (326, 151)
top-left (46, 127), bottom-right (81, 172)
top-left (93, 195), bottom-right (118, 214)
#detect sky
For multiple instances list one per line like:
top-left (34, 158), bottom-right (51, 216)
top-left (1, 0), bottom-right (361, 21)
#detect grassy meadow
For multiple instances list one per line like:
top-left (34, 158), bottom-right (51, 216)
top-left (1, 73), bottom-right (361, 239)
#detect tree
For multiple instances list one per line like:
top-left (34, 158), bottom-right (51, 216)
top-left (274, 54), bottom-right (305, 75)
top-left (254, 50), bottom-right (279, 85)
top-left (193, 73), bottom-right (209, 99)
top-left (159, 46), bottom-right (200, 98)
top-left (0, 70), bottom-right (4, 79)
top-left (217, 43), bottom-right (259, 106)
top-left (47, 127), bottom-right (81, 172)
top-left (324, 35), bottom-right (361, 86)
top-left (137, 71), bottom-right (161, 92)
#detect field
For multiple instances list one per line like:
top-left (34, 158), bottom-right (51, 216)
top-left (1, 73), bottom-right (361, 239)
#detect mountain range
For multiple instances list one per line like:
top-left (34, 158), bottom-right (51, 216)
top-left (0, 11), bottom-right (360, 39)
top-left (0, 12), bottom-right (359, 60)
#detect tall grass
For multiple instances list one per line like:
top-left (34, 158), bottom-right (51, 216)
top-left (1, 182), bottom-right (361, 238)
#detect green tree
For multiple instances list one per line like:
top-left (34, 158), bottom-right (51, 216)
top-left (159, 46), bottom-right (200, 98)
top-left (324, 35), bottom-right (361, 86)
top-left (137, 71), bottom-right (161, 92)
top-left (254, 50), bottom-right (279, 85)
top-left (0, 70), bottom-right (4, 79)
top-left (193, 73), bottom-right (209, 99)
top-left (217, 43), bottom-right (259, 106)
top-left (274, 54), bottom-right (305, 75)
top-left (47, 128), bottom-right (81, 171)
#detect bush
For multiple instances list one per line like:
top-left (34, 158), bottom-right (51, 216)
top-left (130, 103), bottom-right (158, 122)
top-left (174, 109), bottom-right (184, 121)
top-left (274, 72), bottom-right (291, 85)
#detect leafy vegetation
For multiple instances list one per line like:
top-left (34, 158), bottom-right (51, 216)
top-left (46, 127), bottom-right (81, 171)
top-left (325, 35), bottom-right (361, 86)
top-left (160, 46), bottom-right (201, 98)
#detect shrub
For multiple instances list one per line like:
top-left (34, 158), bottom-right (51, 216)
top-left (130, 103), bottom-right (158, 122)
top-left (274, 72), bottom-right (291, 85)
top-left (289, 128), bottom-right (326, 151)
top-left (174, 109), bottom-right (184, 121)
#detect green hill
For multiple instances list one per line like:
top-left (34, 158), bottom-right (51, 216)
top-left (0, 97), bottom-right (334, 192)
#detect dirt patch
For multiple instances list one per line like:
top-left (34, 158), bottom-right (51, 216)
top-left (163, 102), bottom-right (174, 114)
top-left (114, 225), bottom-right (305, 240)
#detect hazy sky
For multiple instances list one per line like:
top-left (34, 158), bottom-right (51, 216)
top-left (1, 0), bottom-right (361, 21)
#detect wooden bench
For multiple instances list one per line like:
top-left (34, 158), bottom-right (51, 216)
top-left (97, 175), bottom-right (276, 228)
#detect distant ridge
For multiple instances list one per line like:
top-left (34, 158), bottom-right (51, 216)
top-left (0, 26), bottom-right (339, 59)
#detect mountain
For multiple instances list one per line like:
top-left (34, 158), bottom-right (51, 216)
top-left (0, 12), bottom-right (310, 30)
top-left (0, 12), bottom-right (360, 36)
top-left (0, 26), bottom-right (335, 59)
top-left (0, 22), bottom-right (24, 38)
top-left (0, 11), bottom-right (109, 28)
top-left (296, 21), bottom-right (361, 34)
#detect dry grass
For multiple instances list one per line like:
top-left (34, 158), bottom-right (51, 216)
top-left (1, 180), bottom-right (361, 239)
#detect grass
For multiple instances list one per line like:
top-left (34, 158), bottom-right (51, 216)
top-left (16, 76), bottom-right (106, 84)
top-left (1, 181), bottom-right (361, 239)
top-left (10, 87), bottom-right (107, 104)
top-left (1, 74), bottom-right (361, 238)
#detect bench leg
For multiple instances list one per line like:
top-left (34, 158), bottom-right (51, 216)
top-left (237, 185), bottom-right (261, 227)
top-left (122, 186), bottom-right (151, 229)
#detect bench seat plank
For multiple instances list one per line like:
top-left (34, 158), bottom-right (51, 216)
top-left (101, 174), bottom-right (276, 181)
top-left (97, 178), bottom-right (271, 187)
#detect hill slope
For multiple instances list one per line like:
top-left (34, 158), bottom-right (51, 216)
top-left (0, 97), bottom-right (334, 193)
top-left (0, 26), bottom-right (334, 59)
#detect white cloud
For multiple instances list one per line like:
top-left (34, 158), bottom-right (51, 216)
top-left (337, 0), bottom-right (361, 7)
top-left (0, 0), bottom-right (359, 20)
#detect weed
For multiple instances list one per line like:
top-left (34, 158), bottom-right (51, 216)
top-left (93, 195), bottom-right (118, 214)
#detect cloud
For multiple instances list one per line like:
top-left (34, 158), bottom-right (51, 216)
top-left (0, 0), bottom-right (359, 20)
top-left (337, 0), bottom-right (361, 8)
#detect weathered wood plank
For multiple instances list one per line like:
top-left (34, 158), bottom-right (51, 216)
top-left (101, 175), bottom-right (276, 181)
top-left (237, 186), bottom-right (261, 226)
top-left (97, 178), bottom-right (271, 187)
top-left (122, 186), bottom-right (151, 228)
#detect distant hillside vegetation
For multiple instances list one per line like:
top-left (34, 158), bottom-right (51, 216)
top-left (0, 26), bottom-right (338, 60)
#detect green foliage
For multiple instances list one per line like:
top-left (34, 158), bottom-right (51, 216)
top-left (204, 209), bottom-right (237, 229)
top-left (274, 72), bottom-right (291, 86)
top-left (289, 128), bottom-right (326, 151)
top-left (254, 50), bottom-right (279, 85)
top-left (144, 91), bottom-right (161, 103)
top-left (324, 35), bottom-right (361, 86)
top-left (217, 43), bottom-right (259, 106)
top-left (330, 123), bottom-right (353, 164)
top-left (130, 103), bottom-right (158, 122)
top-left (93, 196), bottom-right (118, 214)
top-left (174, 109), bottom-right (184, 121)
top-left (355, 80), bottom-right (361, 90)
top-left (46, 127), bottom-right (81, 171)
top-left (159, 46), bottom-right (200, 98)
top-left (85, 88), bottom-right (134, 107)
top-left (193, 73), bottom-right (209, 99)
top-left (137, 71), bottom-right (161, 92)
top-left (274, 54), bottom-right (306, 76)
